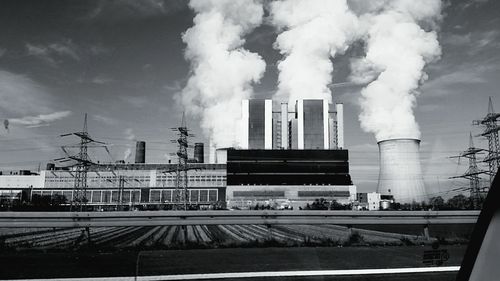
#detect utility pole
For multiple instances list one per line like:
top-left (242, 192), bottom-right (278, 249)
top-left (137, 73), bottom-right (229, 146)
top-left (170, 113), bottom-right (193, 210)
top-left (473, 97), bottom-right (500, 185)
top-left (58, 114), bottom-right (105, 211)
top-left (450, 133), bottom-right (487, 209)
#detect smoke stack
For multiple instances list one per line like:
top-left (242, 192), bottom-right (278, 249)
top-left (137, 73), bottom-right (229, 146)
top-left (134, 141), bottom-right (146, 164)
top-left (194, 143), bottom-right (204, 163)
top-left (377, 138), bottom-right (426, 204)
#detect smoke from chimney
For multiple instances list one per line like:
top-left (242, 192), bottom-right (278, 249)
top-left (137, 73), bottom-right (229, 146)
top-left (270, 0), bottom-right (358, 104)
top-left (349, 0), bottom-right (442, 142)
top-left (178, 0), bottom-right (266, 149)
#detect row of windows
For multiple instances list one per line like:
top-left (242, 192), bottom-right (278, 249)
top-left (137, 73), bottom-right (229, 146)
top-left (45, 176), bottom-right (225, 188)
top-left (149, 189), bottom-right (218, 203)
top-left (30, 189), bottom-right (219, 204)
top-left (31, 190), bottom-right (141, 204)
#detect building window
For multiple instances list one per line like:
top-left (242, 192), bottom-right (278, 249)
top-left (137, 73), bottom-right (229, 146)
top-left (162, 190), bottom-right (172, 202)
top-left (122, 191), bottom-right (131, 203)
top-left (200, 190), bottom-right (208, 202)
top-left (111, 191), bottom-right (120, 203)
top-left (102, 191), bottom-right (111, 203)
top-left (92, 191), bottom-right (102, 203)
top-left (150, 190), bottom-right (161, 203)
top-left (190, 190), bottom-right (199, 202)
top-left (131, 190), bottom-right (140, 203)
top-left (209, 190), bottom-right (217, 202)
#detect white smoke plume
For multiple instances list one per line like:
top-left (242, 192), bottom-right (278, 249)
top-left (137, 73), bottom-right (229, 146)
top-left (123, 128), bottom-right (135, 161)
top-left (179, 0), bottom-right (266, 148)
top-left (349, 0), bottom-right (442, 141)
top-left (270, 0), bottom-right (359, 104)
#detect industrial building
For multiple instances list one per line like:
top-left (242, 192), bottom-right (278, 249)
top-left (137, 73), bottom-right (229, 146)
top-left (0, 163), bottom-right (226, 210)
top-left (224, 149), bottom-right (355, 209)
top-left (239, 99), bottom-right (344, 151)
top-left (0, 98), bottom-right (356, 210)
top-left (376, 138), bottom-right (427, 204)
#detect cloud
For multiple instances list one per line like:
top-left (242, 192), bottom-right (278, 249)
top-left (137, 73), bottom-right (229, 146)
top-left (459, 0), bottom-right (490, 11)
top-left (87, 0), bottom-right (186, 21)
top-left (0, 48), bottom-right (6, 57)
top-left (48, 42), bottom-right (80, 61)
top-left (26, 40), bottom-right (80, 66)
top-left (89, 45), bottom-right (113, 56)
top-left (91, 75), bottom-right (114, 84)
top-left (0, 70), bottom-right (54, 115)
top-left (26, 44), bottom-right (56, 65)
top-left (121, 95), bottom-right (148, 108)
top-left (9, 111), bottom-right (72, 127)
top-left (443, 30), bottom-right (500, 55)
top-left (421, 63), bottom-right (493, 96)
top-left (164, 80), bottom-right (182, 92)
top-left (92, 114), bottom-right (116, 125)
top-left (124, 128), bottom-right (136, 141)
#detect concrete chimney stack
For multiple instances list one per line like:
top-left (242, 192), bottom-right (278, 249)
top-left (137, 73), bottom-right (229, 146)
top-left (134, 141), bottom-right (146, 164)
top-left (194, 142), bottom-right (204, 163)
top-left (377, 138), bottom-right (427, 204)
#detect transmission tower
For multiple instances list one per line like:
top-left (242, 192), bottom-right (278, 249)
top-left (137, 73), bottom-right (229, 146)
top-left (170, 113), bottom-right (193, 210)
top-left (450, 133), bottom-right (487, 209)
top-left (473, 97), bottom-right (500, 185)
top-left (58, 114), bottom-right (105, 211)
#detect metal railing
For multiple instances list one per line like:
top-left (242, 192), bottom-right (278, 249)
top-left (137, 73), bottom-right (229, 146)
top-left (0, 210), bottom-right (480, 228)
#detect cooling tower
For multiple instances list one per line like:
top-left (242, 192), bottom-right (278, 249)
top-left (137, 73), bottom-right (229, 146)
top-left (377, 138), bottom-right (427, 204)
top-left (134, 141), bottom-right (146, 164)
top-left (194, 143), bottom-right (204, 163)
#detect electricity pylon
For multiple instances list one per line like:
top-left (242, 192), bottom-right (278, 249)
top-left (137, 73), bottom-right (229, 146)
top-left (450, 133), bottom-right (487, 209)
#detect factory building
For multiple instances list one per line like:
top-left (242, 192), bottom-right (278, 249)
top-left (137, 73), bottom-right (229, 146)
top-left (356, 192), bottom-right (381, 211)
top-left (0, 164), bottom-right (226, 210)
top-left (1, 98), bottom-right (355, 210)
top-left (0, 142), bottom-right (227, 210)
top-left (241, 99), bottom-right (273, 149)
top-left (239, 99), bottom-right (344, 151)
top-left (222, 149), bottom-right (356, 209)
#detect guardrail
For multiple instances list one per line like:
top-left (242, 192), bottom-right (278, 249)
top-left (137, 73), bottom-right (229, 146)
top-left (0, 210), bottom-right (480, 228)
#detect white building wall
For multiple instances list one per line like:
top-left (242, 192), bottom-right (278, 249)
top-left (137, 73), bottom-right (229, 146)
top-left (336, 103), bottom-right (344, 149)
top-left (323, 100), bottom-right (329, 149)
top-left (241, 100), bottom-right (249, 149)
top-left (0, 174), bottom-right (44, 189)
top-left (367, 192), bottom-right (381, 211)
top-left (264, 99), bottom-right (273, 149)
top-left (297, 100), bottom-right (304, 149)
top-left (281, 103), bottom-right (288, 149)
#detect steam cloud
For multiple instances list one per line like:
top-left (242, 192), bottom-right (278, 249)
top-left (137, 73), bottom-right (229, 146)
top-left (270, 0), bottom-right (359, 104)
top-left (349, 0), bottom-right (442, 141)
top-left (179, 0), bottom-right (266, 148)
top-left (123, 128), bottom-right (135, 161)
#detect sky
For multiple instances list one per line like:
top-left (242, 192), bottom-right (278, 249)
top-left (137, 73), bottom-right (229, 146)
top-left (0, 0), bottom-right (499, 197)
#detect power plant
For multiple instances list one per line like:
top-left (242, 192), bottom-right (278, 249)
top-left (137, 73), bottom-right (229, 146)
top-left (377, 138), bottom-right (426, 204)
top-left (2, 98), bottom-right (497, 210)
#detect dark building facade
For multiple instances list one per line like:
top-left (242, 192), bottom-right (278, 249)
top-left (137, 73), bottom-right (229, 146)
top-left (302, 100), bottom-right (325, 149)
top-left (248, 100), bottom-right (266, 149)
top-left (226, 149), bottom-right (352, 186)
